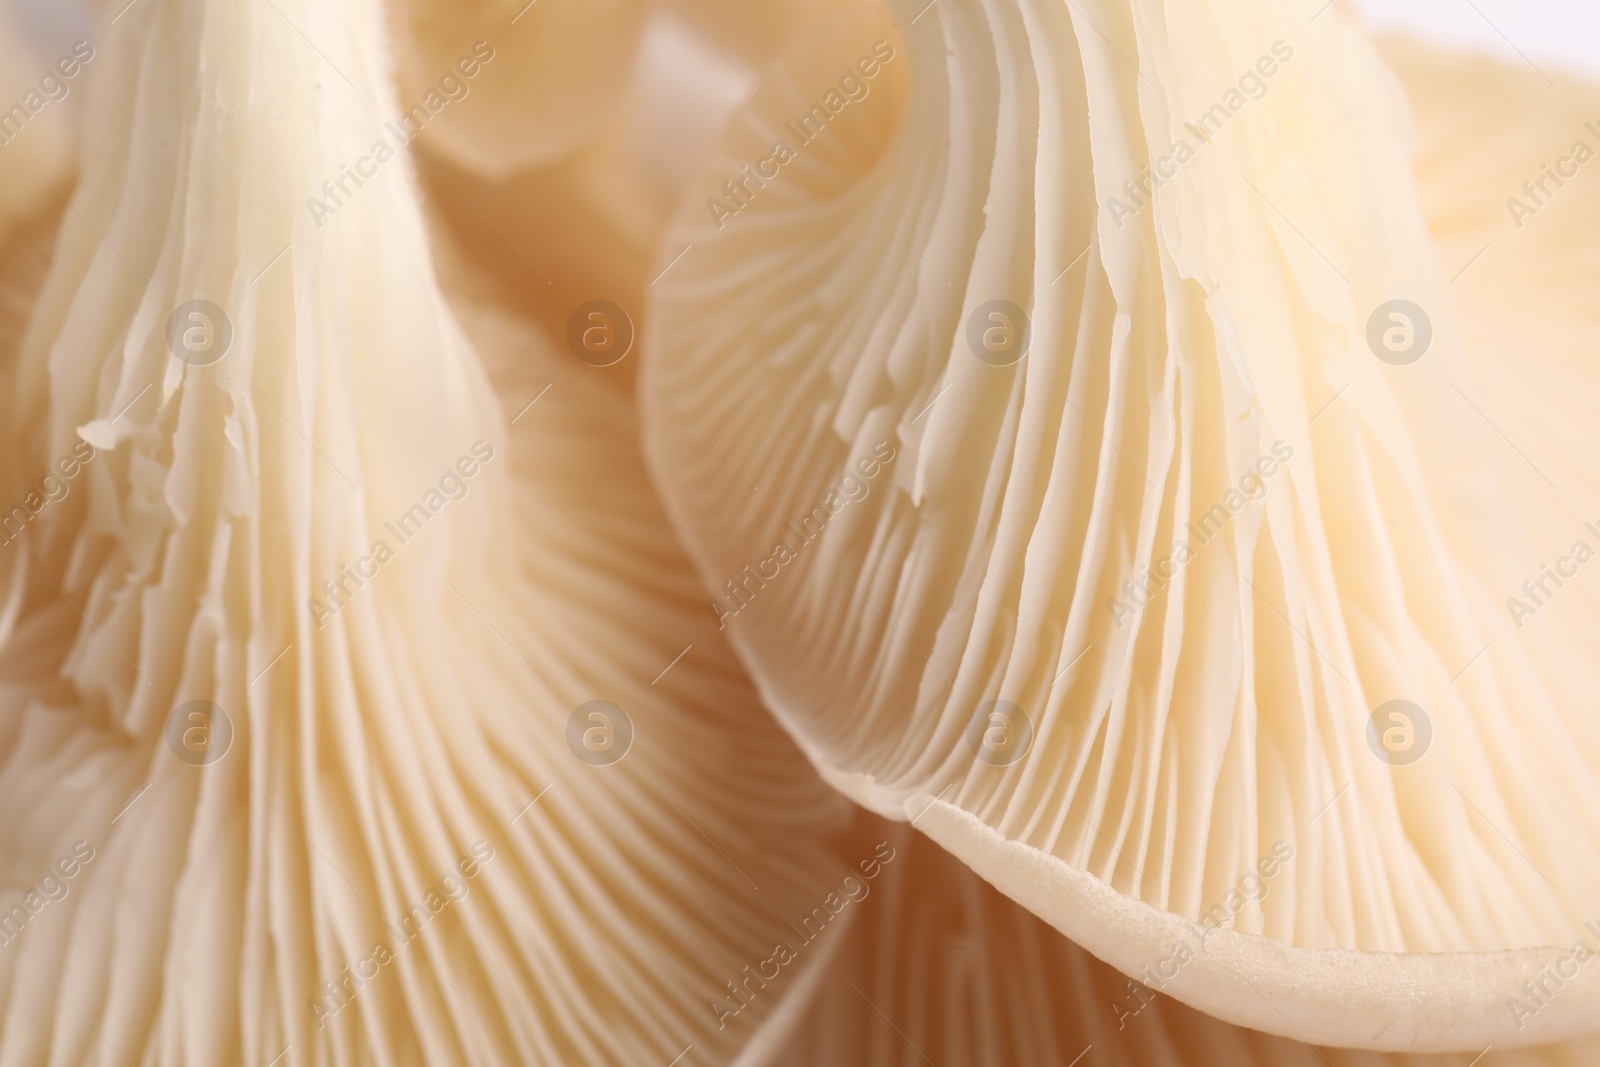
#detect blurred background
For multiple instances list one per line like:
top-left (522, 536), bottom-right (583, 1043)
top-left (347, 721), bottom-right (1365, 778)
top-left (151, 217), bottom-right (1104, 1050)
top-left (1350, 0), bottom-right (1600, 79)
top-left (5, 0), bottom-right (1600, 83)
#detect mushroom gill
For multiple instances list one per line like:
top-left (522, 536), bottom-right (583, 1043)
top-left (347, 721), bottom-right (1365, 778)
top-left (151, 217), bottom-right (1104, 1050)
top-left (641, 0), bottom-right (1600, 1050)
top-left (0, 1), bottom-right (855, 1062)
top-left (769, 822), bottom-right (1600, 1067)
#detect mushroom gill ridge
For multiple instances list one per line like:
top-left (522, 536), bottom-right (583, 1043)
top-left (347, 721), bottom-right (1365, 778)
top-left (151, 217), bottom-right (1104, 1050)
top-left (0, 0), bottom-right (853, 1063)
top-left (641, 0), bottom-right (1600, 1049)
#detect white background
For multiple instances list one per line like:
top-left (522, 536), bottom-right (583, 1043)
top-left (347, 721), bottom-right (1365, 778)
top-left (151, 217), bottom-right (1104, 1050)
top-left (1349, 0), bottom-right (1600, 80)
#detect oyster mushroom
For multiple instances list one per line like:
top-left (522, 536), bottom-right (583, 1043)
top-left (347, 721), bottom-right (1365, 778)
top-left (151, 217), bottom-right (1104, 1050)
top-left (384, 0), bottom-right (652, 179)
top-left (770, 823), bottom-right (1600, 1067)
top-left (0, 12), bottom-right (80, 243)
top-left (0, 1), bottom-right (854, 1062)
top-left (641, 0), bottom-right (1600, 1050)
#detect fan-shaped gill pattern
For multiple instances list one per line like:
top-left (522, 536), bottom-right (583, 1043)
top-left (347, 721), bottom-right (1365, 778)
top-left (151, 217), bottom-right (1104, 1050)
top-left (642, 0), bottom-right (1600, 1049)
top-left (769, 826), bottom-right (1600, 1067)
top-left (0, 2), bottom-right (852, 1063)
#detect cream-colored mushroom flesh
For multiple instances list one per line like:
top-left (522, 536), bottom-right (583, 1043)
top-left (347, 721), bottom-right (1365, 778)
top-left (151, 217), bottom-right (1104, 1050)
top-left (0, 20), bottom-right (76, 244)
top-left (767, 824), bottom-right (1600, 1067)
top-left (0, 1), bottom-right (857, 1061)
top-left (384, 0), bottom-right (651, 178)
top-left (642, 0), bottom-right (1600, 1050)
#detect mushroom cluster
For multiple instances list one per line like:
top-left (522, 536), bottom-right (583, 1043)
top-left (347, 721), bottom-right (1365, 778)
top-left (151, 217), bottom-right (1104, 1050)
top-left (1, 0), bottom-right (1597, 1063)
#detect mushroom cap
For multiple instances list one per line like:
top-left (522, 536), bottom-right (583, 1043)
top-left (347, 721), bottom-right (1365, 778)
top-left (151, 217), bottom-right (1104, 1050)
top-left (386, 0), bottom-right (653, 178)
top-left (0, 2), bottom-right (856, 1061)
top-left (0, 11), bottom-right (77, 243)
top-left (768, 822), bottom-right (1600, 1067)
top-left (642, 0), bottom-right (1600, 1049)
